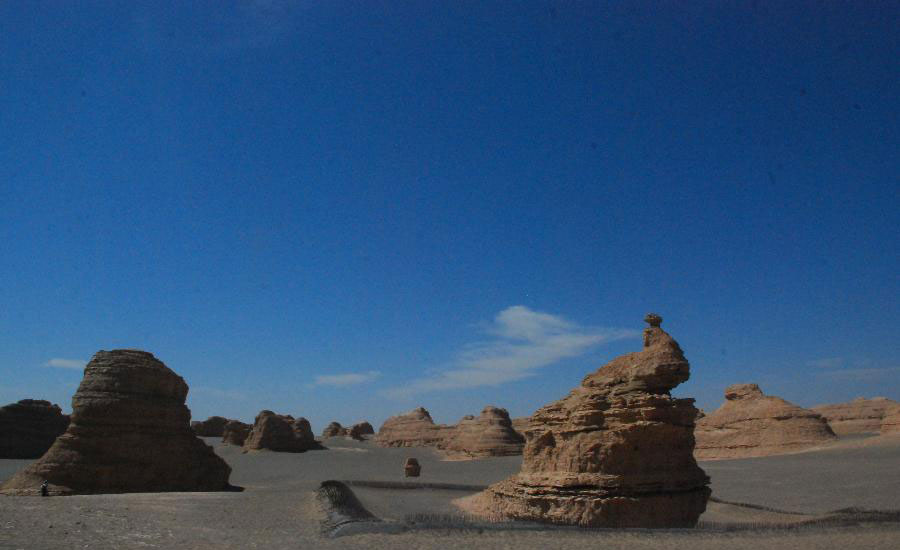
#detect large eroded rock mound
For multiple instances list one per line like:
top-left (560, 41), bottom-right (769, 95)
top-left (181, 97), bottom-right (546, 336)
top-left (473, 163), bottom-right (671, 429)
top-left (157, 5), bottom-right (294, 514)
top-left (0, 399), bottom-right (70, 459)
top-left (347, 421), bottom-right (374, 440)
top-left (242, 411), bottom-right (322, 452)
top-left (191, 416), bottom-right (229, 437)
top-left (321, 422), bottom-right (344, 438)
top-left (695, 384), bottom-right (836, 459)
top-left (881, 406), bottom-right (900, 436)
top-left (0, 350), bottom-right (232, 495)
top-left (221, 420), bottom-right (251, 446)
top-left (442, 406), bottom-right (525, 458)
top-left (461, 314), bottom-right (710, 527)
top-left (375, 407), bottom-right (450, 447)
top-left (811, 397), bottom-right (899, 435)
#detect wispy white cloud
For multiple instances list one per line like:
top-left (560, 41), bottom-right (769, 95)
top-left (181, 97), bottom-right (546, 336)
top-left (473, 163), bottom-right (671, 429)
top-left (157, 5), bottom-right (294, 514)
top-left (382, 306), bottom-right (638, 399)
top-left (313, 371), bottom-right (381, 387)
top-left (806, 357), bottom-right (844, 369)
top-left (44, 358), bottom-right (87, 370)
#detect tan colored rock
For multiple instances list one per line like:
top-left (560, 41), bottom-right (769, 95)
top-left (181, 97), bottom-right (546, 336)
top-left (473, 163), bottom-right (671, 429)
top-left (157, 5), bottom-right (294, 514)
top-left (321, 422), bottom-right (344, 438)
top-left (0, 350), bottom-right (233, 495)
top-left (375, 407), bottom-right (449, 447)
top-left (812, 397), bottom-right (899, 435)
top-left (510, 416), bottom-right (530, 438)
top-left (880, 405), bottom-right (900, 436)
top-left (695, 384), bottom-right (836, 459)
top-left (461, 314), bottom-right (709, 528)
top-left (0, 399), bottom-right (70, 459)
top-left (221, 420), bottom-right (251, 446)
top-left (404, 457), bottom-right (421, 477)
top-left (442, 406), bottom-right (525, 458)
top-left (243, 411), bottom-right (322, 452)
top-left (191, 416), bottom-right (229, 437)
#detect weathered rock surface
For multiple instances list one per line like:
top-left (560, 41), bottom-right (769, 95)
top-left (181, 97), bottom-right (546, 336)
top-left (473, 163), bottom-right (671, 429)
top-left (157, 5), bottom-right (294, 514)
top-left (695, 384), bottom-right (836, 459)
top-left (442, 406), bottom-right (525, 458)
top-left (347, 421), bottom-right (374, 440)
top-left (221, 420), bottom-right (251, 446)
top-left (191, 416), bottom-right (229, 437)
top-left (375, 407), bottom-right (450, 448)
top-left (404, 457), bottom-right (421, 477)
top-left (880, 405), bottom-right (900, 436)
top-left (461, 314), bottom-right (709, 527)
top-left (812, 397), bottom-right (899, 435)
top-left (243, 411), bottom-right (322, 452)
top-left (0, 399), bottom-right (70, 459)
top-left (0, 350), bottom-right (233, 495)
top-left (321, 422), bottom-right (344, 438)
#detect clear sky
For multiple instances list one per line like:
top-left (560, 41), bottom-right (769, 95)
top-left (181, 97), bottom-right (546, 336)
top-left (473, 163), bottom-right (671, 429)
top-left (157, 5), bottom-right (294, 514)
top-left (1, 2), bottom-right (897, 431)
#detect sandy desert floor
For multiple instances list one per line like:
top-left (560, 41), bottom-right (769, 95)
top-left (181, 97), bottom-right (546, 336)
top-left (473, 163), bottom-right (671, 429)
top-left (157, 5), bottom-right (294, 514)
top-left (1, 435), bottom-right (899, 549)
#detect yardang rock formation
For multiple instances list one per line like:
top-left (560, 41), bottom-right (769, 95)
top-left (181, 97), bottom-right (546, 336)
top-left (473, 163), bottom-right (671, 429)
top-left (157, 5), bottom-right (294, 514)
top-left (442, 406), bottom-right (525, 458)
top-left (880, 405), bottom-right (900, 436)
top-left (375, 407), bottom-right (450, 448)
top-left (812, 397), bottom-right (899, 435)
top-left (191, 416), bottom-right (229, 437)
top-left (459, 314), bottom-right (710, 527)
top-left (222, 420), bottom-right (251, 446)
top-left (0, 399), bottom-right (70, 459)
top-left (243, 411), bottom-right (322, 452)
top-left (0, 350), bottom-right (233, 495)
top-left (695, 384), bottom-right (836, 459)
top-left (321, 422), bottom-right (344, 438)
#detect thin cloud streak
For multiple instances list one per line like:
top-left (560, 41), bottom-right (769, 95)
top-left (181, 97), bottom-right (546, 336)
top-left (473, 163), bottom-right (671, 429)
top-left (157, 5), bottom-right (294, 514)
top-left (382, 305), bottom-right (638, 399)
top-left (313, 371), bottom-right (381, 387)
top-left (44, 358), bottom-right (87, 370)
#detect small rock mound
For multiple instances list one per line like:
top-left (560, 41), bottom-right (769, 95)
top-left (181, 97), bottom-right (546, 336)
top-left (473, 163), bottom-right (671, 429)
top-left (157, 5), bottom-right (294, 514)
top-left (881, 406), bottom-right (900, 436)
top-left (812, 397), bottom-right (899, 435)
top-left (191, 416), bottom-right (229, 437)
top-left (695, 384), bottom-right (836, 459)
top-left (462, 314), bottom-right (709, 528)
top-left (0, 399), bottom-right (70, 459)
top-left (0, 350), bottom-right (233, 495)
top-left (321, 422), bottom-right (344, 438)
top-left (222, 420), bottom-right (251, 446)
top-left (243, 410), bottom-right (322, 452)
top-left (347, 421), bottom-right (374, 440)
top-left (442, 406), bottom-right (525, 458)
top-left (375, 407), bottom-right (450, 447)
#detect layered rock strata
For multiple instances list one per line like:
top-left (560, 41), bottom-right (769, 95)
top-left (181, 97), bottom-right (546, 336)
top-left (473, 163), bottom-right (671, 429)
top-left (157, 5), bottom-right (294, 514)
top-left (695, 384), bottom-right (836, 459)
top-left (375, 407), bottom-right (450, 448)
top-left (243, 411), bottom-right (322, 452)
top-left (191, 416), bottom-right (229, 437)
top-left (0, 399), bottom-right (70, 459)
top-left (461, 314), bottom-right (709, 527)
top-left (811, 397), bottom-right (899, 435)
top-left (442, 406), bottom-right (525, 458)
top-left (0, 350), bottom-right (232, 495)
top-left (222, 420), bottom-right (251, 446)
top-left (880, 406), bottom-right (900, 436)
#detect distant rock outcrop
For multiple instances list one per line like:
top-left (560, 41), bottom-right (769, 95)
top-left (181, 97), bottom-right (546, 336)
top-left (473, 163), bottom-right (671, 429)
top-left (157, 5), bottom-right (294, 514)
top-left (442, 406), bottom-right (525, 458)
top-left (0, 350), bottom-right (233, 495)
top-left (0, 399), bottom-right (70, 459)
top-left (460, 314), bottom-right (710, 527)
top-left (347, 421), bottom-right (374, 440)
top-left (695, 384), bottom-right (836, 459)
top-left (243, 411), bottom-right (322, 452)
top-left (375, 407), bottom-right (450, 448)
top-left (812, 397), bottom-right (899, 435)
top-left (321, 422), bottom-right (344, 438)
top-left (881, 406), bottom-right (900, 436)
top-left (191, 416), bottom-right (229, 437)
top-left (221, 420), bottom-right (251, 446)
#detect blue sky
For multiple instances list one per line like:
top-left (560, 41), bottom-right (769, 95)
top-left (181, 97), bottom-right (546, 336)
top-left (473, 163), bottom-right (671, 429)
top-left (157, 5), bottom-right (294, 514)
top-left (1, 2), bottom-right (897, 430)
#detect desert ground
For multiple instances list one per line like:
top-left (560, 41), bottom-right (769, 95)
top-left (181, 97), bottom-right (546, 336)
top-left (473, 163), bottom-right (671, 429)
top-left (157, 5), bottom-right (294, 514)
top-left (2, 434), bottom-right (899, 550)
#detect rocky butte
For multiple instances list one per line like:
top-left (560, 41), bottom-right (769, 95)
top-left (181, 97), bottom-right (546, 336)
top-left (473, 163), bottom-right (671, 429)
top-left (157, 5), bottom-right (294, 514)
top-left (375, 407), bottom-right (450, 448)
top-left (459, 314), bottom-right (710, 527)
top-left (442, 406), bottom-right (525, 459)
top-left (191, 416), bottom-right (230, 437)
top-left (0, 350), bottom-right (233, 495)
top-left (321, 422), bottom-right (345, 438)
top-left (221, 420), bottom-right (251, 446)
top-left (242, 411), bottom-right (322, 452)
top-left (881, 405), bottom-right (900, 436)
top-left (695, 384), bottom-right (836, 459)
top-left (811, 397), bottom-right (899, 435)
top-left (0, 399), bottom-right (70, 459)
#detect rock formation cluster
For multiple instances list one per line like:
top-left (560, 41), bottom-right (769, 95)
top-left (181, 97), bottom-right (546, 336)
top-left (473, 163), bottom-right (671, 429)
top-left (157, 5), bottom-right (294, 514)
top-left (881, 405), bottom-right (900, 436)
top-left (0, 350), bottom-right (232, 495)
top-left (375, 407), bottom-right (450, 447)
top-left (243, 410), bottom-right (322, 452)
top-left (811, 397), bottom-right (899, 435)
top-left (222, 420), bottom-right (251, 446)
top-left (0, 399), bottom-right (70, 459)
top-left (442, 406), bottom-right (525, 458)
top-left (461, 314), bottom-right (710, 527)
top-left (191, 416), bottom-right (229, 437)
top-left (695, 384), bottom-right (836, 459)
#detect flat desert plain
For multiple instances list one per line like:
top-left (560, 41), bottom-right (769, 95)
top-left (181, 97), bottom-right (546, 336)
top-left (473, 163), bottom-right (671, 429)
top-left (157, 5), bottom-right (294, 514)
top-left (2, 434), bottom-right (899, 549)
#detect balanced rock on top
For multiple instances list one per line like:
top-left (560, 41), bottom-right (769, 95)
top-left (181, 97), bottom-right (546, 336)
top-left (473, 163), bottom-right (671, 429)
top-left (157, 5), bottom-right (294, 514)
top-left (0, 399), bottom-right (70, 459)
top-left (0, 350), bottom-right (233, 495)
top-left (243, 411), bottom-right (322, 452)
top-left (695, 384), bottom-right (836, 459)
top-left (375, 407), bottom-right (450, 448)
top-left (442, 406), bottom-right (525, 458)
top-left (459, 314), bottom-right (710, 527)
